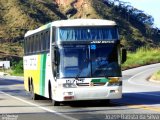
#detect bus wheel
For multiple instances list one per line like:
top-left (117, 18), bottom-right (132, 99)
top-left (52, 99), bottom-right (60, 106)
top-left (30, 83), bottom-right (39, 100)
top-left (101, 99), bottom-right (110, 106)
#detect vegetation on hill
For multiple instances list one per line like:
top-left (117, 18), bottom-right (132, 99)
top-left (0, 0), bottom-right (159, 50)
top-left (122, 47), bottom-right (160, 70)
top-left (0, 0), bottom-right (160, 72)
top-left (0, 0), bottom-right (66, 59)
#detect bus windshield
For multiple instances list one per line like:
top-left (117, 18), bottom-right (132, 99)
top-left (91, 44), bottom-right (121, 77)
top-left (58, 45), bottom-right (90, 78)
top-left (57, 44), bottom-right (121, 78)
top-left (59, 27), bottom-right (118, 41)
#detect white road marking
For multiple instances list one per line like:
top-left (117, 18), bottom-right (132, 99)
top-left (0, 91), bottom-right (77, 120)
top-left (124, 67), bottom-right (160, 97)
top-left (127, 68), bottom-right (160, 88)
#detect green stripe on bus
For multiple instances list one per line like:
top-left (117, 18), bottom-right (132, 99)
top-left (40, 54), bottom-right (47, 95)
top-left (91, 78), bottom-right (109, 83)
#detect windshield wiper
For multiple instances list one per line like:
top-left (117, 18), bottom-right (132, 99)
top-left (75, 69), bottom-right (83, 80)
top-left (75, 58), bottom-right (89, 80)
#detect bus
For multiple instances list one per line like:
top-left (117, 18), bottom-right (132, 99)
top-left (23, 19), bottom-right (127, 106)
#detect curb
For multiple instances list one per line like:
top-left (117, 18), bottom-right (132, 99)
top-left (0, 72), bottom-right (23, 80)
top-left (0, 75), bottom-right (23, 80)
top-left (149, 79), bottom-right (160, 83)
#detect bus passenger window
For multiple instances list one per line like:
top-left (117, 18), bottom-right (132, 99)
top-left (46, 31), bottom-right (50, 51)
top-left (35, 35), bottom-right (39, 53)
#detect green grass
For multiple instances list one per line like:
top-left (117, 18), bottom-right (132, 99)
top-left (122, 47), bottom-right (160, 70)
top-left (123, 47), bottom-right (160, 81)
top-left (150, 70), bottom-right (160, 81)
top-left (0, 69), bottom-right (23, 77)
top-left (156, 71), bottom-right (160, 80)
top-left (11, 72), bottom-right (24, 77)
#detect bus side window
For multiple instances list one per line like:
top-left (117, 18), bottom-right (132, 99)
top-left (42, 32), bottom-right (46, 51)
top-left (35, 35), bottom-right (37, 53)
top-left (46, 31), bottom-right (50, 51)
top-left (32, 35), bottom-right (35, 54)
top-left (30, 36), bottom-right (34, 54)
top-left (38, 34), bottom-right (41, 52)
top-left (41, 33), bottom-right (43, 52)
top-left (52, 27), bottom-right (56, 43)
top-left (28, 37), bottom-right (31, 54)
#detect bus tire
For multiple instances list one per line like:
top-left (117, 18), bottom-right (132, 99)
top-left (52, 99), bottom-right (60, 106)
top-left (48, 82), bottom-right (52, 100)
top-left (30, 83), bottom-right (39, 100)
top-left (101, 99), bottom-right (110, 105)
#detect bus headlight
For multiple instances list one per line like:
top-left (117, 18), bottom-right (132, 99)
top-left (107, 81), bottom-right (122, 86)
top-left (62, 83), bottom-right (77, 88)
top-left (108, 77), bottom-right (120, 82)
top-left (107, 77), bottom-right (122, 86)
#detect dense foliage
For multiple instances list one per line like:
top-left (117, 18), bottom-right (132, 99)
top-left (11, 59), bottom-right (23, 75)
top-left (103, 0), bottom-right (160, 50)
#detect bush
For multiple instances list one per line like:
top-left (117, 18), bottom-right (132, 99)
top-left (12, 59), bottom-right (23, 74)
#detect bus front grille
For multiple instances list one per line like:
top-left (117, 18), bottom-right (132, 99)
top-left (76, 82), bottom-right (106, 87)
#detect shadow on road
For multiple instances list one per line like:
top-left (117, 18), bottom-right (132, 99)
top-left (61, 100), bottom-right (118, 108)
top-left (113, 91), bottom-right (160, 106)
top-left (0, 79), bottom-right (23, 86)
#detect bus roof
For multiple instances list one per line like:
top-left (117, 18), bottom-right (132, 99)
top-left (25, 19), bottom-right (117, 37)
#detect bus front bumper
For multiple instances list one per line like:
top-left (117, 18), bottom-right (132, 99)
top-left (53, 86), bottom-right (122, 101)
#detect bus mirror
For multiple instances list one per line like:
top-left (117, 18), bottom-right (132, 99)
top-left (122, 48), bottom-right (127, 64)
top-left (54, 50), bottom-right (60, 66)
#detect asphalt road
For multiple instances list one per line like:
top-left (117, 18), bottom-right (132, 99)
top-left (0, 63), bottom-right (160, 120)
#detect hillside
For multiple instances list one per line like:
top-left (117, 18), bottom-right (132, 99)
top-left (0, 0), bottom-right (160, 60)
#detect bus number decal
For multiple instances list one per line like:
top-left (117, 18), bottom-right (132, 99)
top-left (66, 79), bottom-right (84, 84)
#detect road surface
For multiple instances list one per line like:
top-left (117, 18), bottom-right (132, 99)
top-left (0, 63), bottom-right (160, 120)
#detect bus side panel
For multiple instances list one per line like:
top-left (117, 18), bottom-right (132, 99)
top-left (39, 54), bottom-right (47, 96)
top-left (23, 55), bottom-right (41, 94)
top-left (24, 68), bottom-right (29, 92)
top-left (44, 53), bottom-right (53, 98)
top-left (33, 55), bottom-right (41, 94)
top-left (24, 53), bottom-right (53, 98)
top-left (39, 53), bottom-right (54, 98)
top-left (23, 56), bottom-right (32, 92)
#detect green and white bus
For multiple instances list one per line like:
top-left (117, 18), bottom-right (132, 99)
top-left (23, 19), bottom-right (126, 106)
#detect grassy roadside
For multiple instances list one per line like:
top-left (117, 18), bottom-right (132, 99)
top-left (122, 47), bottom-right (160, 70)
top-left (0, 59), bottom-right (24, 77)
top-left (0, 69), bottom-right (23, 76)
top-left (122, 47), bottom-right (160, 81)
top-left (149, 71), bottom-right (160, 81)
